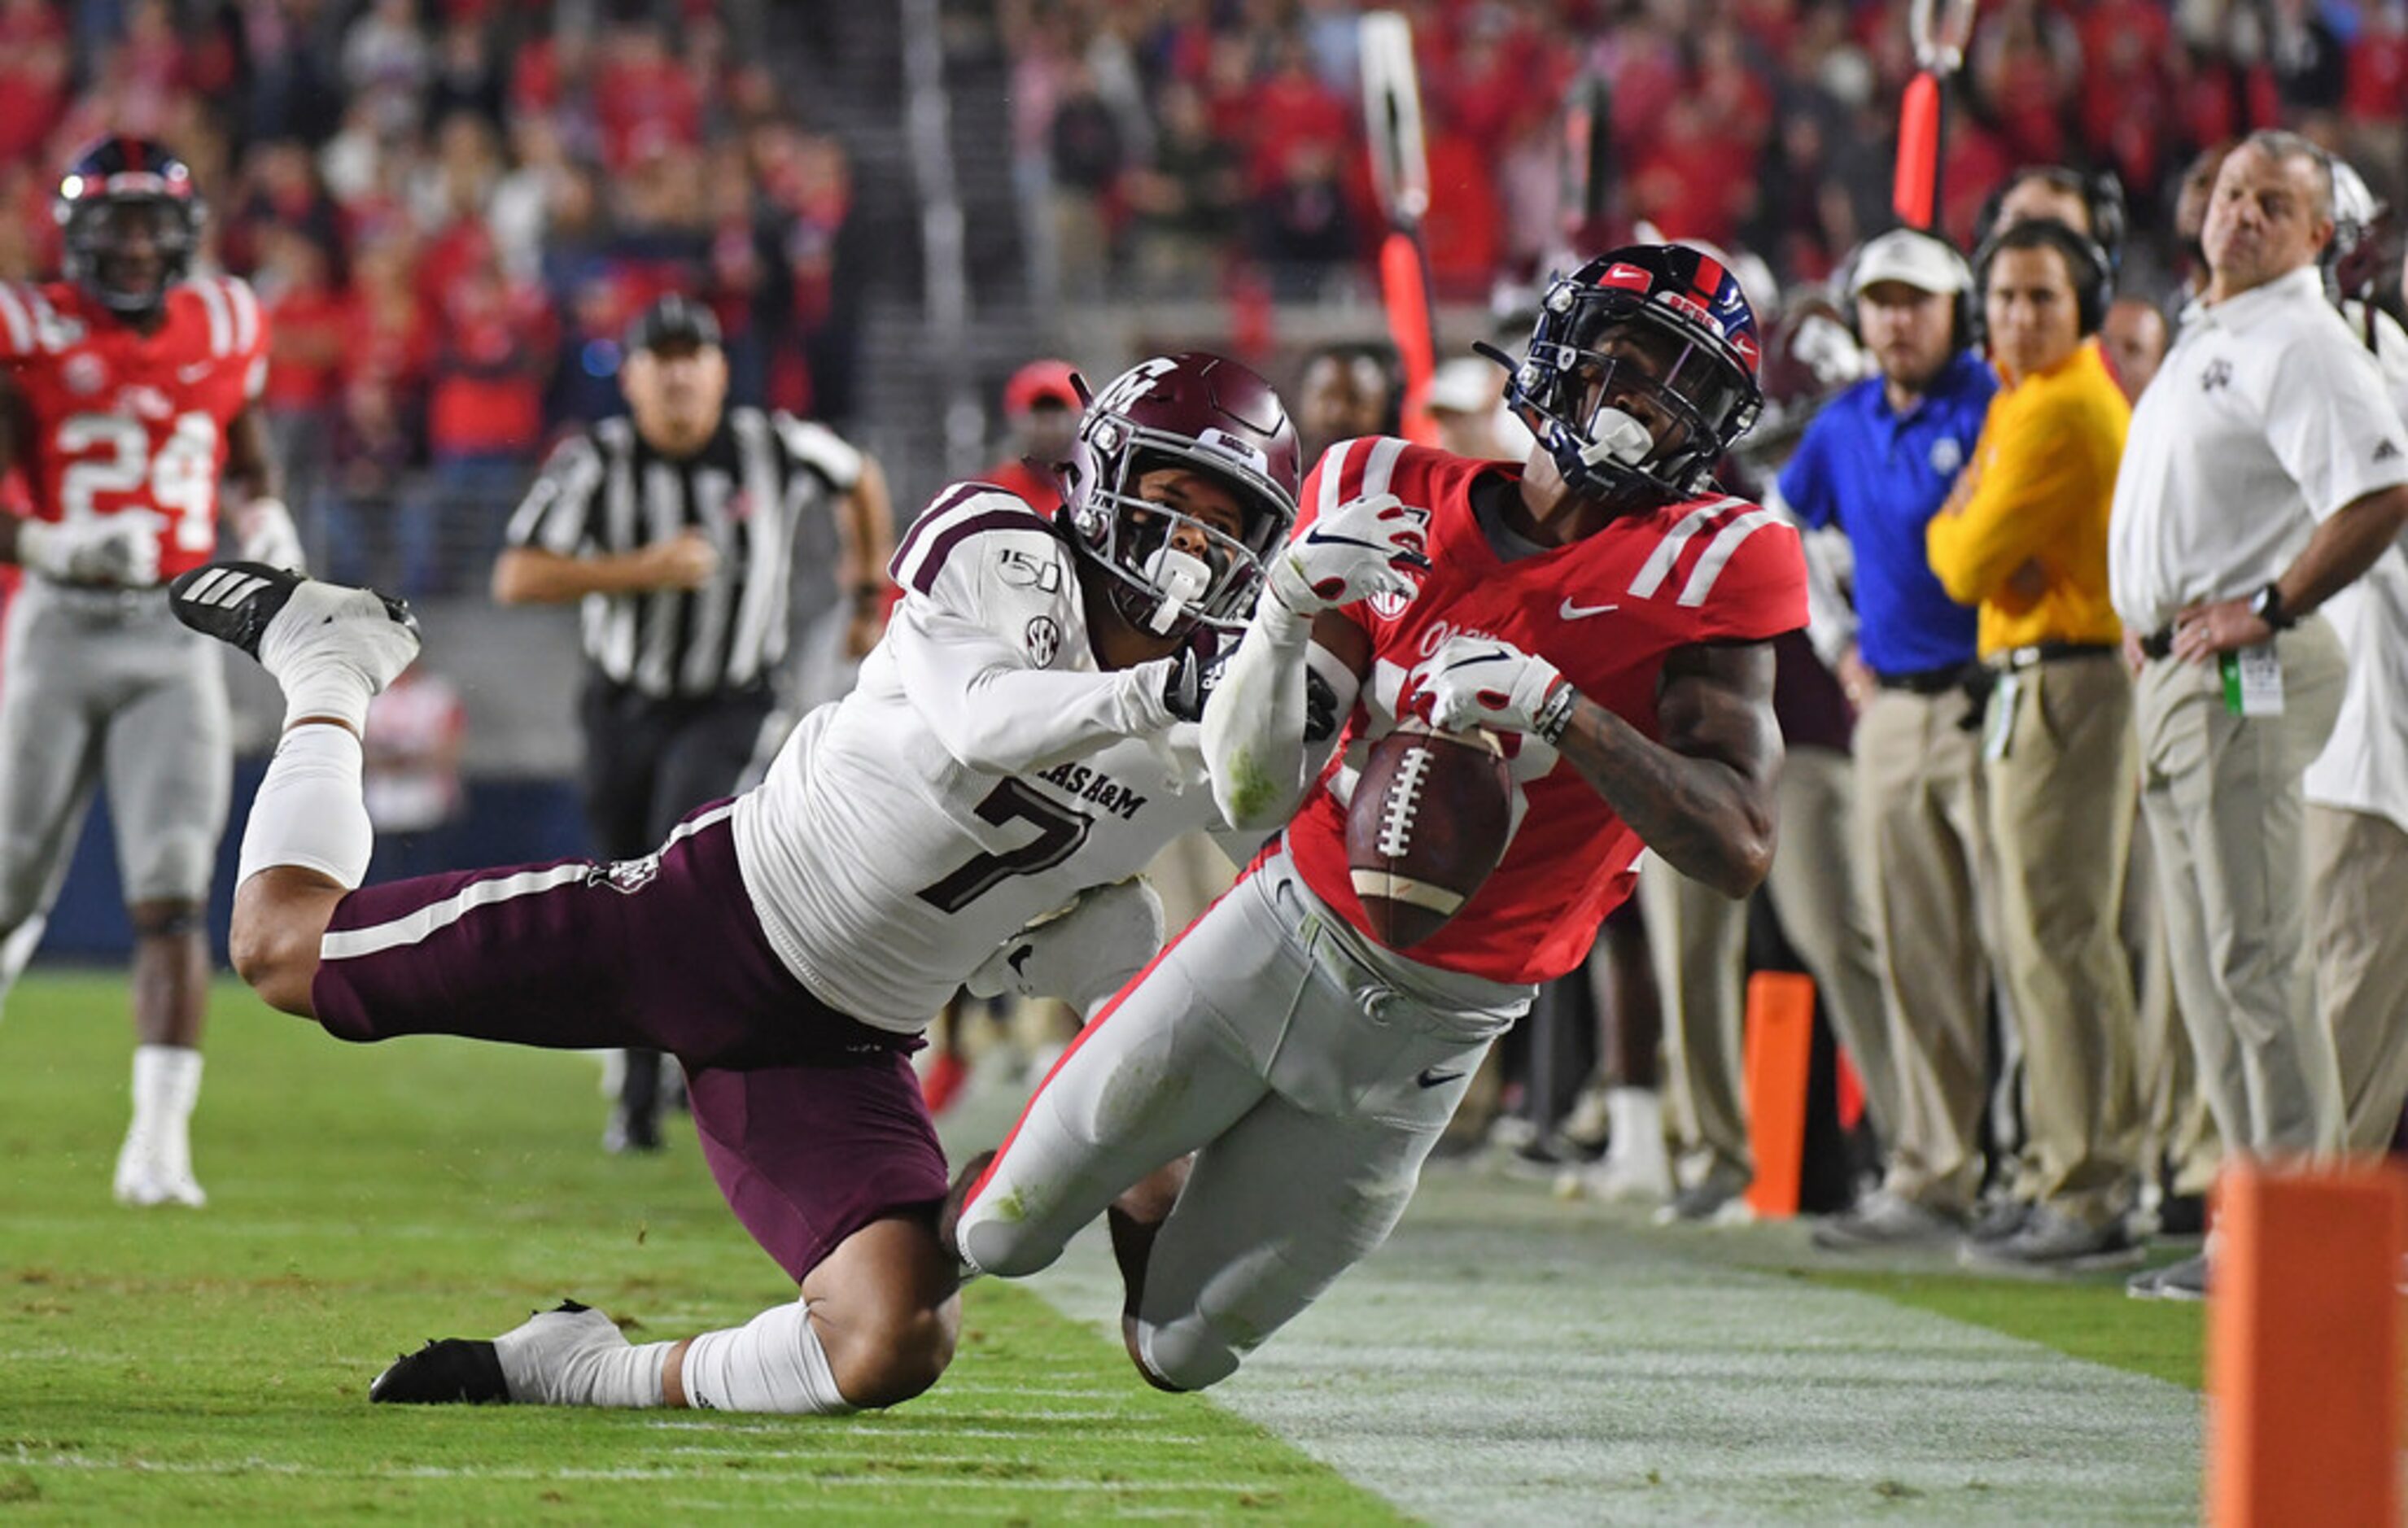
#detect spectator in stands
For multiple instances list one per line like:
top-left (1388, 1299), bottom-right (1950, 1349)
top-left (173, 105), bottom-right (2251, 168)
top-left (1928, 217), bottom-right (2143, 1272)
top-left (1121, 79), bottom-right (1240, 297)
top-left (1293, 341), bottom-right (1398, 465)
top-left (2111, 131), bottom-right (2408, 1298)
top-left (983, 358), bottom-right (1082, 513)
top-left (361, 665), bottom-right (468, 882)
top-left (2101, 298), bottom-right (2170, 401)
top-left (1775, 229), bottom-right (2004, 1251)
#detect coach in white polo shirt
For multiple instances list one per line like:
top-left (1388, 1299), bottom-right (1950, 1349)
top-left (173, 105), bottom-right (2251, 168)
top-left (2109, 131), bottom-right (2408, 1198)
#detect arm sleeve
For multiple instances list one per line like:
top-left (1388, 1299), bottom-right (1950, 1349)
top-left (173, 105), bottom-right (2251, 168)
top-left (1925, 392), bottom-right (2107, 604)
top-left (2267, 331), bottom-right (2408, 521)
top-left (888, 524), bottom-right (1178, 775)
top-left (1198, 596), bottom-right (1360, 831)
top-left (504, 434), bottom-right (604, 555)
top-left (771, 413), bottom-right (867, 494)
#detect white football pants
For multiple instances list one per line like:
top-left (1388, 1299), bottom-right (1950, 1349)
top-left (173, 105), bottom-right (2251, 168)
top-left (957, 847), bottom-right (1532, 1390)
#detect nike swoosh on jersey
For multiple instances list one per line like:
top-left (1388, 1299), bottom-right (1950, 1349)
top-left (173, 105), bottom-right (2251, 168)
top-left (177, 362), bottom-right (214, 383)
top-left (1558, 598), bottom-right (1620, 619)
top-left (1417, 1067), bottom-right (1465, 1089)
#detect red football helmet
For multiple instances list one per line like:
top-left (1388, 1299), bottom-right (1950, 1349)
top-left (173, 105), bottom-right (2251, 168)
top-left (1060, 351), bottom-right (1301, 640)
top-left (55, 136), bottom-right (204, 317)
top-left (1501, 245), bottom-right (1763, 505)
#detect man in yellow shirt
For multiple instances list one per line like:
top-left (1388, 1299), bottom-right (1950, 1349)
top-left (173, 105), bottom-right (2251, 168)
top-left (1927, 216), bottom-right (2143, 1273)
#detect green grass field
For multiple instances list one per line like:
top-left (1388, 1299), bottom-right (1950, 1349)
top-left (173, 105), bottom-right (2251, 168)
top-left (3, 971), bottom-right (2206, 1524)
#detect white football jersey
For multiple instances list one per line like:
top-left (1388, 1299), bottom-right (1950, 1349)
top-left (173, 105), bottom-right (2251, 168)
top-left (732, 487), bottom-right (1226, 1032)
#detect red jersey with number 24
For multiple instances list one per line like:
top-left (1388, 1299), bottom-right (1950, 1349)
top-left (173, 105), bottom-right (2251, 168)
top-left (1283, 436), bottom-right (1809, 986)
top-left (0, 277), bottom-right (269, 581)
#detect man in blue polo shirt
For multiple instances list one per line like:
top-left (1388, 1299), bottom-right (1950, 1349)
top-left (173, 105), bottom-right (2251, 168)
top-left (1772, 227), bottom-right (2002, 1249)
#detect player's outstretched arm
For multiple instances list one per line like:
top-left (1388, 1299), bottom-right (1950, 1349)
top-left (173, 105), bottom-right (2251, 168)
top-left (891, 603), bottom-right (1187, 776)
top-left (1418, 635), bottom-right (1782, 898)
top-left (1200, 491), bottom-right (1423, 828)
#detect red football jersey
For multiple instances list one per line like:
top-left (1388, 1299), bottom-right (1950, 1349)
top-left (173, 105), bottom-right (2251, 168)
top-left (1284, 436), bottom-right (1809, 985)
top-left (0, 276), bottom-right (269, 580)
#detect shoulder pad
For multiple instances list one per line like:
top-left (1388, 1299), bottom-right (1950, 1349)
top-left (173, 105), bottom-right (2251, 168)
top-left (889, 483), bottom-right (1069, 597)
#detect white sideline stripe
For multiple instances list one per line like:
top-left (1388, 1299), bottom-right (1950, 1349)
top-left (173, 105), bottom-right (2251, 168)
top-left (320, 802), bottom-right (733, 961)
top-left (1677, 505), bottom-right (1784, 607)
top-left (1625, 496), bottom-right (1742, 599)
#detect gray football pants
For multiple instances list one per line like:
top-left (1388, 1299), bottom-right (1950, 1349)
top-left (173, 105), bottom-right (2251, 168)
top-left (0, 578), bottom-right (230, 993)
top-left (957, 847), bottom-right (1532, 1391)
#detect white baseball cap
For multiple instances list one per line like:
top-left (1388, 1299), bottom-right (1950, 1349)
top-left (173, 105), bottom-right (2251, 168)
top-left (1849, 229), bottom-right (1972, 297)
top-left (1426, 356), bottom-right (1501, 415)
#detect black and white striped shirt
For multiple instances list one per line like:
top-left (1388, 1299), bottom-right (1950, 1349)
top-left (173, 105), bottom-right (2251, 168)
top-left (505, 408), bottom-right (865, 699)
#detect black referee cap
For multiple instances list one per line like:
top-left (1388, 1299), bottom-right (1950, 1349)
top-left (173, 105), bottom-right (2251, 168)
top-left (625, 293), bottom-right (722, 355)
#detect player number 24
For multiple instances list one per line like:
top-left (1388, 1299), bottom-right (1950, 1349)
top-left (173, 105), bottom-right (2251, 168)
top-left (59, 411), bottom-right (219, 552)
top-left (914, 779), bottom-right (1093, 913)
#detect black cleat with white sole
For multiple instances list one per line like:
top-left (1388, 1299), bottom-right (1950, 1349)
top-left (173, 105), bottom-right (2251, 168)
top-left (168, 561), bottom-right (419, 661)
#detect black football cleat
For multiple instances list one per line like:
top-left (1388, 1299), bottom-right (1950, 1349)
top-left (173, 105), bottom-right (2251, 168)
top-left (368, 1336), bottom-right (511, 1405)
top-left (169, 561), bottom-right (420, 677)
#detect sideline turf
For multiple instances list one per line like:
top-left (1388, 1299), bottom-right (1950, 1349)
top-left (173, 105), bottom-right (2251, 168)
top-left (0, 972), bottom-right (1405, 1525)
top-left (1803, 1269), bottom-right (2205, 1391)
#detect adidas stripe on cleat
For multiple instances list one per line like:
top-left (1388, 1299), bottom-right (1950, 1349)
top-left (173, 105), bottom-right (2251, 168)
top-left (170, 561), bottom-right (420, 661)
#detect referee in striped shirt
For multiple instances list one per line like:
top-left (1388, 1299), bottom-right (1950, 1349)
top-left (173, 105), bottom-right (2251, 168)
top-left (494, 295), bottom-right (894, 1152)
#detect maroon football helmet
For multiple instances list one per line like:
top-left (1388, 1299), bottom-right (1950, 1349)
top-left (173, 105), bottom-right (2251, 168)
top-left (1060, 351), bottom-right (1301, 640)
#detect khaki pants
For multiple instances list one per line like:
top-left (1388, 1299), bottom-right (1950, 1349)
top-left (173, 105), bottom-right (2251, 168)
top-left (1854, 687), bottom-right (1999, 1213)
top-left (2306, 805), bottom-right (2408, 1154)
top-left (1983, 655), bottom-right (2143, 1225)
top-left (1647, 747), bottom-right (1894, 1192)
top-left (2135, 621), bottom-right (2347, 1159)
top-left (2124, 812), bottom-right (2220, 1196)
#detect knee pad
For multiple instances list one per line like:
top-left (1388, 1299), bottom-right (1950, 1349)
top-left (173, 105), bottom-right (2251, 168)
top-left (1131, 1312), bottom-right (1241, 1393)
top-left (130, 902), bottom-right (208, 939)
top-left (956, 1198), bottom-right (1065, 1281)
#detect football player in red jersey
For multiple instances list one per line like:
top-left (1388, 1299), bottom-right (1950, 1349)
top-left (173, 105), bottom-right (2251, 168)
top-left (950, 246), bottom-right (1808, 1394)
top-left (0, 137), bottom-right (295, 1207)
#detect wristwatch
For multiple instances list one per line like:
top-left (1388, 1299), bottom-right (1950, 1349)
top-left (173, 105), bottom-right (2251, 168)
top-left (2248, 582), bottom-right (2297, 632)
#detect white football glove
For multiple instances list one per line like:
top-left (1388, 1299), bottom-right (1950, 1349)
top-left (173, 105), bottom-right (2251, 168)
top-left (234, 497), bottom-right (307, 572)
top-left (1414, 633), bottom-right (1576, 743)
top-left (1265, 491), bottom-right (1431, 616)
top-left (17, 515), bottom-right (161, 587)
top-left (964, 877), bottom-right (1165, 1015)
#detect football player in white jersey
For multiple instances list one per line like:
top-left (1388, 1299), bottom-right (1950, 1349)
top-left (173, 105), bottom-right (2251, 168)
top-left (165, 351), bottom-right (1410, 1417)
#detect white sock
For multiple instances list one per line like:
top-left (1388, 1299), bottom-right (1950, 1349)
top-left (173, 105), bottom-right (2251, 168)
top-left (680, 1299), bottom-right (855, 1415)
top-left (131, 1045), bottom-right (203, 1137)
top-left (492, 1306), bottom-right (671, 1408)
top-left (1605, 1086), bottom-right (1669, 1177)
top-left (237, 725), bottom-right (374, 888)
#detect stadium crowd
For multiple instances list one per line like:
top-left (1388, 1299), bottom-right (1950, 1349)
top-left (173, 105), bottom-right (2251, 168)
top-left (0, 0), bottom-right (858, 594)
top-left (1007, 0), bottom-right (2408, 301)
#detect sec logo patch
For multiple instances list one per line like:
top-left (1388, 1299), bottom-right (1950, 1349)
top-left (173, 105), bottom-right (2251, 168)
top-left (1025, 615), bottom-right (1062, 666)
top-left (63, 353), bottom-right (106, 395)
top-left (1368, 588), bottom-right (1410, 621)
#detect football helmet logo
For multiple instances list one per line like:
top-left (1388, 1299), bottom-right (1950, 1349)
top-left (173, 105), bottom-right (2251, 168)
top-left (55, 137), bottom-right (204, 318)
top-left (1501, 245), bottom-right (1763, 506)
top-left (1058, 351), bottom-right (1301, 641)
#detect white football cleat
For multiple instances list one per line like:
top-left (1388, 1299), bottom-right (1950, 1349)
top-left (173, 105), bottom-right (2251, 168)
top-left (112, 1128), bottom-right (206, 1208)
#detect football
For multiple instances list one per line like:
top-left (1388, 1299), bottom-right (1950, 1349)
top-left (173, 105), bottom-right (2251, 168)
top-left (1345, 723), bottom-right (1514, 949)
